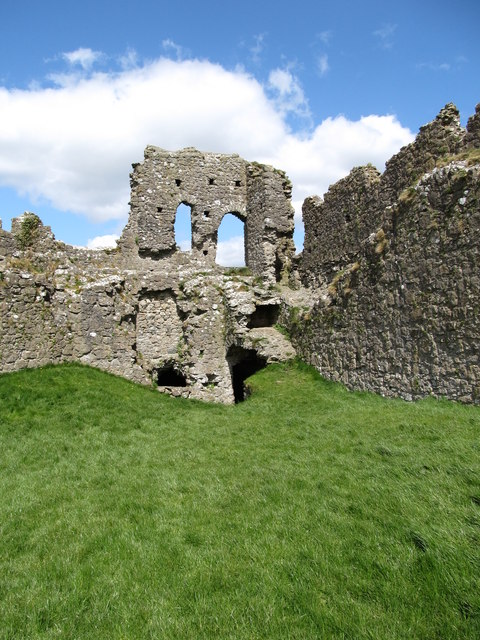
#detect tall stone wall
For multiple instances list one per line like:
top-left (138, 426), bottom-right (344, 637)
top-left (301, 165), bottom-right (381, 285)
top-left (293, 103), bottom-right (480, 403)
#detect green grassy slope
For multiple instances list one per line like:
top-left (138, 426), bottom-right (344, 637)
top-left (0, 362), bottom-right (479, 639)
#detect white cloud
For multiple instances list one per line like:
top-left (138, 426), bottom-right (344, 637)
top-left (62, 48), bottom-right (102, 70)
top-left (216, 236), bottom-right (245, 267)
top-left (260, 113), bottom-right (413, 223)
top-left (87, 234), bottom-right (119, 249)
top-left (118, 48), bottom-right (139, 70)
top-left (373, 24), bottom-right (397, 49)
top-left (268, 68), bottom-right (293, 94)
top-left (317, 54), bottom-right (329, 76)
top-left (0, 54), bottom-right (413, 235)
top-left (268, 67), bottom-right (310, 118)
top-left (250, 33), bottom-right (266, 64)
top-left (162, 39), bottom-right (189, 60)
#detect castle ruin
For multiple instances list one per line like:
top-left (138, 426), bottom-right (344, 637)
top-left (1, 103), bottom-right (479, 404)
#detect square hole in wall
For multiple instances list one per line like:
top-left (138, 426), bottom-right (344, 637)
top-left (155, 364), bottom-right (187, 387)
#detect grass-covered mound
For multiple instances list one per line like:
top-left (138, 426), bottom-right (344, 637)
top-left (0, 362), bottom-right (479, 639)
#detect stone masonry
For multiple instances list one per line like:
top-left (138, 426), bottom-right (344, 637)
top-left (0, 103), bottom-right (479, 404)
top-left (0, 148), bottom-right (296, 404)
top-left (294, 103), bottom-right (480, 403)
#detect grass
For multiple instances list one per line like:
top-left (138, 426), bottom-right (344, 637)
top-left (0, 361), bottom-right (479, 639)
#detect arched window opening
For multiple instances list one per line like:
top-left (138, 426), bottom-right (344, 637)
top-left (215, 213), bottom-right (245, 267)
top-left (174, 203), bottom-right (192, 251)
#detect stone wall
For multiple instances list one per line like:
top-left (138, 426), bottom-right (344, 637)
top-left (0, 150), bottom-right (297, 404)
top-left (119, 146), bottom-right (295, 281)
top-left (293, 103), bottom-right (480, 403)
top-left (301, 165), bottom-right (381, 285)
top-left (1, 103), bottom-right (479, 405)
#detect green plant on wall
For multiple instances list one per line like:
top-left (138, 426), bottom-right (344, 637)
top-left (17, 213), bottom-right (41, 250)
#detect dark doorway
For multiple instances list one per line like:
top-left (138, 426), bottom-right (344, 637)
top-left (227, 346), bottom-right (267, 402)
top-left (155, 365), bottom-right (187, 387)
top-left (247, 304), bottom-right (280, 328)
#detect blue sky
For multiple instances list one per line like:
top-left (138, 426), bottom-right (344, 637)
top-left (0, 0), bottom-right (478, 263)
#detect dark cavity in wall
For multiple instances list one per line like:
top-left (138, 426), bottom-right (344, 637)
top-left (155, 365), bottom-right (187, 387)
top-left (275, 254), bottom-right (283, 282)
top-left (247, 304), bottom-right (280, 328)
top-left (227, 346), bottom-right (267, 402)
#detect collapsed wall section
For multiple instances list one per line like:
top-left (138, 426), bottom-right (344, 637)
top-left (0, 210), bottom-right (296, 404)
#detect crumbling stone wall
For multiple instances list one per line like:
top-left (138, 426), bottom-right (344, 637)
top-left (301, 165), bottom-right (381, 285)
top-left (0, 149), bottom-right (297, 404)
top-left (293, 103), bottom-right (480, 403)
top-left (1, 104), bottom-right (479, 405)
top-left (119, 146), bottom-right (295, 281)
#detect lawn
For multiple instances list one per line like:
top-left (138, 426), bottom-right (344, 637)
top-left (0, 361), bottom-right (479, 639)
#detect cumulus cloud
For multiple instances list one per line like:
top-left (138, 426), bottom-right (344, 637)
top-left (216, 236), bottom-right (245, 267)
top-left (62, 47), bottom-right (103, 70)
top-left (268, 67), bottom-right (310, 118)
top-left (259, 113), bottom-right (413, 223)
top-left (87, 234), bottom-right (119, 249)
top-left (0, 54), bottom-right (413, 234)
